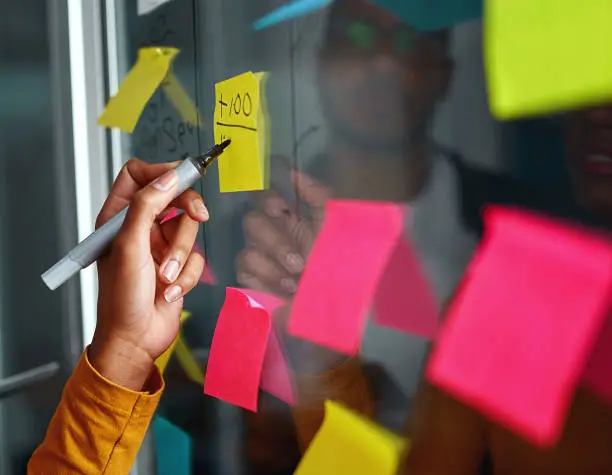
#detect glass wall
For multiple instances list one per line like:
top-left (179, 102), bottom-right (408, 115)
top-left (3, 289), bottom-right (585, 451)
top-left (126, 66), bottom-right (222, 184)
top-left (106, 1), bottom-right (612, 474)
top-left (0, 0), bottom-right (82, 473)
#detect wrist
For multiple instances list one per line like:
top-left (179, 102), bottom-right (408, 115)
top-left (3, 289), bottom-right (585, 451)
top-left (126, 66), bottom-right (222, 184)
top-left (89, 334), bottom-right (156, 392)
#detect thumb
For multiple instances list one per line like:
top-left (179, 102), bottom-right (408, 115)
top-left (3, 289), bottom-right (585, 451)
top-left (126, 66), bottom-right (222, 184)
top-left (118, 169), bottom-right (179, 250)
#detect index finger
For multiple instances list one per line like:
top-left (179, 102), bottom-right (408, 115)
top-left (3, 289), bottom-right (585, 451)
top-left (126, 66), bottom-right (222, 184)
top-left (291, 170), bottom-right (330, 228)
top-left (96, 158), bottom-right (181, 228)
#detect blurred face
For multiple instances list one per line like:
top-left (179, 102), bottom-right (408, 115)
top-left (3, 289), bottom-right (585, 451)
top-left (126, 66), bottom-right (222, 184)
top-left (318, 0), bottom-right (451, 152)
top-left (566, 105), bottom-right (612, 218)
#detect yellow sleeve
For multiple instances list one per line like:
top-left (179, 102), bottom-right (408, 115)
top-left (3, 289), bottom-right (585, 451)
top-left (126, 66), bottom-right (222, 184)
top-left (28, 347), bottom-right (164, 475)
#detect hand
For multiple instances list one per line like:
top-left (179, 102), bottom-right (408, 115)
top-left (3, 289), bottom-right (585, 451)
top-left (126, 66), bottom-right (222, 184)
top-left (236, 170), bottom-right (346, 373)
top-left (236, 170), bottom-right (329, 297)
top-left (89, 159), bottom-right (207, 391)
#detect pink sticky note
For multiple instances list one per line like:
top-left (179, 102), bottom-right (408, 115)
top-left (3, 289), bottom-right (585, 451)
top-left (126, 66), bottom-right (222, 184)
top-left (582, 312), bottom-right (612, 402)
top-left (160, 207), bottom-right (183, 224)
top-left (427, 206), bottom-right (612, 446)
top-left (240, 289), bottom-right (295, 405)
top-left (204, 287), bottom-right (271, 411)
top-left (373, 234), bottom-right (439, 339)
top-left (288, 200), bottom-right (405, 355)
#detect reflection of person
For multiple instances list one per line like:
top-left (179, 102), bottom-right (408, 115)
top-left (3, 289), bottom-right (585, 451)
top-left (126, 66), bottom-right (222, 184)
top-left (406, 106), bottom-right (612, 475)
top-left (28, 159), bottom-right (207, 474)
top-left (236, 0), bottom-right (478, 469)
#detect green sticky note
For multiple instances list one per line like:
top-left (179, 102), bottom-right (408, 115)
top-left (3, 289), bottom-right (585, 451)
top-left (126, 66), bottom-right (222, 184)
top-left (486, 0), bottom-right (612, 119)
top-left (153, 416), bottom-right (191, 475)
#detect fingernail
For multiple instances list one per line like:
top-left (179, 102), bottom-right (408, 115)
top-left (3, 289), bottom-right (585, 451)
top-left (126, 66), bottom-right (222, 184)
top-left (281, 278), bottom-right (298, 294)
top-left (162, 259), bottom-right (180, 282)
top-left (286, 253), bottom-right (304, 273)
top-left (164, 285), bottom-right (183, 303)
top-left (264, 196), bottom-right (285, 217)
top-left (151, 170), bottom-right (177, 191)
top-left (192, 199), bottom-right (209, 219)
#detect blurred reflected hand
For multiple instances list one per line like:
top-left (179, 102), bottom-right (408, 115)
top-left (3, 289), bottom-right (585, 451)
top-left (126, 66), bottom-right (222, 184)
top-left (236, 169), bottom-right (330, 297)
top-left (237, 169), bottom-right (348, 372)
top-left (89, 159), bottom-right (207, 390)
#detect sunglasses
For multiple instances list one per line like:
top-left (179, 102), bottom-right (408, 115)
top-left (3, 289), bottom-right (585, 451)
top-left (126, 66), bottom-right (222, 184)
top-left (330, 19), bottom-right (445, 56)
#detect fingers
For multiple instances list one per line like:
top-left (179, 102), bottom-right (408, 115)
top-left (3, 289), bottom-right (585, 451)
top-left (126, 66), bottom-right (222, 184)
top-left (115, 169), bottom-right (179, 253)
top-left (161, 251), bottom-right (205, 303)
top-left (158, 213), bottom-right (200, 284)
top-left (97, 159), bottom-right (180, 228)
top-left (168, 189), bottom-right (209, 222)
top-left (236, 248), bottom-right (297, 297)
top-left (243, 210), bottom-right (304, 275)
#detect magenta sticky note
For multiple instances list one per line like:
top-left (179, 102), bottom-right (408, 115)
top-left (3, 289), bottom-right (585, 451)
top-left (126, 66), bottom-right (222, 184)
top-left (582, 312), bottom-right (612, 403)
top-left (373, 234), bottom-right (439, 339)
top-left (288, 200), bottom-right (405, 355)
top-left (240, 289), bottom-right (295, 405)
top-left (426, 206), bottom-right (612, 446)
top-left (204, 287), bottom-right (271, 411)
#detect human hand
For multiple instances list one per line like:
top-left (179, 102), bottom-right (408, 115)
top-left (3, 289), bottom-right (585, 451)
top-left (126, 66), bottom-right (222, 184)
top-left (237, 170), bottom-right (347, 372)
top-left (236, 170), bottom-right (329, 297)
top-left (89, 159), bottom-right (207, 390)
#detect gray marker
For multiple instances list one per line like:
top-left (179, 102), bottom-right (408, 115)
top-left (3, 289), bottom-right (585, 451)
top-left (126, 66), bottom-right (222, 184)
top-left (42, 140), bottom-right (231, 291)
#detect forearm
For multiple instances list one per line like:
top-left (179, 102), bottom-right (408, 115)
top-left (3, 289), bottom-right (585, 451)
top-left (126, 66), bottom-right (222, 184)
top-left (28, 347), bottom-right (163, 475)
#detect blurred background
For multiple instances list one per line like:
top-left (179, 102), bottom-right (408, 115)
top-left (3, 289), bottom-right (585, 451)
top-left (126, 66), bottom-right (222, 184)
top-left (0, 0), bottom-right (600, 474)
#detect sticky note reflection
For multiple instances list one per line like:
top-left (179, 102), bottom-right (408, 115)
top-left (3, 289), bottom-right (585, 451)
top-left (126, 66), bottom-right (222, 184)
top-left (153, 416), bottom-right (191, 475)
top-left (485, 0), bottom-right (612, 119)
top-left (204, 288), bottom-right (272, 411)
top-left (214, 72), bottom-right (270, 192)
top-left (253, 0), bottom-right (332, 31)
top-left (98, 47), bottom-right (179, 133)
top-left (295, 400), bottom-right (407, 475)
top-left (240, 289), bottom-right (294, 405)
top-left (155, 310), bottom-right (191, 374)
top-left (288, 200), bottom-right (438, 356)
top-left (162, 73), bottom-right (202, 126)
top-left (371, 0), bottom-right (481, 31)
top-left (427, 206), bottom-right (612, 446)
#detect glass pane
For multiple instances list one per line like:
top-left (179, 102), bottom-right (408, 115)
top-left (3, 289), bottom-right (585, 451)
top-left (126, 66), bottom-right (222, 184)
top-left (0, 0), bottom-right (76, 470)
top-left (111, 1), bottom-right (612, 474)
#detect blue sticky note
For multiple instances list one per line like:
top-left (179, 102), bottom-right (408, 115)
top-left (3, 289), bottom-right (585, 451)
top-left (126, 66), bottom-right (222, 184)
top-left (153, 416), bottom-right (191, 475)
top-left (253, 0), bottom-right (333, 31)
top-left (370, 0), bottom-right (482, 31)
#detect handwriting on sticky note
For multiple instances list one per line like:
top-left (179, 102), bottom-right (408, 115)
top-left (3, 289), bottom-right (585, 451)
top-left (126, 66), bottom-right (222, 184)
top-left (155, 310), bottom-right (191, 374)
top-left (153, 416), bottom-right (191, 475)
top-left (240, 289), bottom-right (294, 405)
top-left (214, 72), bottom-right (269, 192)
top-left (204, 288), bottom-right (271, 411)
top-left (427, 206), bottom-right (612, 446)
top-left (253, 0), bottom-right (333, 31)
top-left (288, 200), bottom-right (437, 355)
top-left (485, 0), bottom-right (612, 119)
top-left (295, 400), bottom-right (407, 475)
top-left (98, 47), bottom-right (178, 133)
top-left (371, 0), bottom-right (480, 31)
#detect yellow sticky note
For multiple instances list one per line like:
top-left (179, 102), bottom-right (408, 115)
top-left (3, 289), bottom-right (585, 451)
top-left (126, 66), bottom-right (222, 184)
top-left (486, 0), bottom-right (612, 119)
top-left (214, 71), bottom-right (270, 192)
top-left (174, 334), bottom-right (204, 385)
top-left (162, 73), bottom-right (202, 127)
top-left (98, 47), bottom-right (179, 133)
top-left (155, 310), bottom-right (191, 374)
top-left (295, 400), bottom-right (408, 475)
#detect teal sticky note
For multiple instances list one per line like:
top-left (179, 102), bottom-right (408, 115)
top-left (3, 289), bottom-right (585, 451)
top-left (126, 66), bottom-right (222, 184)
top-left (253, 0), bottom-right (333, 31)
top-left (153, 416), bottom-right (191, 475)
top-left (370, 0), bottom-right (482, 31)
